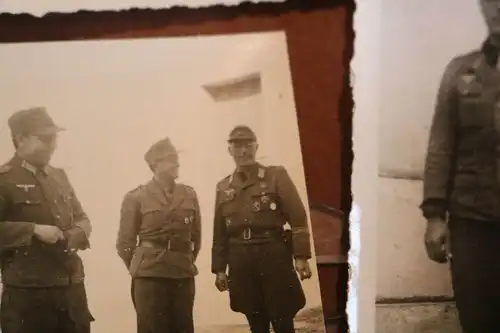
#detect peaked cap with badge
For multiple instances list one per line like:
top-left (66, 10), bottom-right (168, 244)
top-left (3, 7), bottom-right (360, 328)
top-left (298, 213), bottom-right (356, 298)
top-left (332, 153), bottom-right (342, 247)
top-left (212, 125), bottom-right (312, 321)
top-left (8, 106), bottom-right (65, 136)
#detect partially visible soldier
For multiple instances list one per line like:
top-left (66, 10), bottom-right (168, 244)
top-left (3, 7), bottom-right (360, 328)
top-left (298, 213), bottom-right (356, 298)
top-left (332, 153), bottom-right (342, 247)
top-left (0, 107), bottom-right (94, 333)
top-left (211, 125), bottom-right (312, 333)
top-left (116, 137), bottom-right (201, 333)
top-left (421, 1), bottom-right (500, 332)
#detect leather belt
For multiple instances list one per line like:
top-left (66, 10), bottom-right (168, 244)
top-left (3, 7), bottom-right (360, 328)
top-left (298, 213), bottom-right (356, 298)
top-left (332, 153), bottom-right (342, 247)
top-left (139, 239), bottom-right (194, 253)
top-left (230, 228), bottom-right (283, 241)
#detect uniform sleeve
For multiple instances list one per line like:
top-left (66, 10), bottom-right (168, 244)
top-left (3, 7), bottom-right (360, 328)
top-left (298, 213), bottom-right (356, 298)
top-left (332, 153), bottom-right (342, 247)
top-left (0, 176), bottom-right (36, 253)
top-left (191, 191), bottom-right (202, 262)
top-left (116, 191), bottom-right (141, 268)
top-left (211, 186), bottom-right (229, 274)
top-left (420, 57), bottom-right (462, 220)
top-left (275, 166), bottom-right (312, 259)
top-left (60, 170), bottom-right (91, 251)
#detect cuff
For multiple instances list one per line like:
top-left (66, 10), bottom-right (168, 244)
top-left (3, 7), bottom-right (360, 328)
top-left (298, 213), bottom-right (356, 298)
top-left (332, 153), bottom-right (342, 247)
top-left (63, 227), bottom-right (90, 251)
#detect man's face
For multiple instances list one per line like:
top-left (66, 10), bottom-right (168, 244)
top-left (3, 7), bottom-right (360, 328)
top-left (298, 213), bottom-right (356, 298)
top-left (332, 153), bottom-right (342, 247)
top-left (153, 153), bottom-right (180, 182)
top-left (481, 0), bottom-right (500, 35)
top-left (17, 133), bottom-right (57, 166)
top-left (228, 140), bottom-right (258, 167)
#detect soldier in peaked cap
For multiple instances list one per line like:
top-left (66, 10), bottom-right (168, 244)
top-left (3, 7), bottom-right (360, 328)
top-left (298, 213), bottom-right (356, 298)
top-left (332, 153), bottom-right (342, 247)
top-left (211, 125), bottom-right (313, 333)
top-left (0, 107), bottom-right (94, 333)
top-left (116, 137), bottom-right (201, 333)
top-left (421, 1), bottom-right (500, 332)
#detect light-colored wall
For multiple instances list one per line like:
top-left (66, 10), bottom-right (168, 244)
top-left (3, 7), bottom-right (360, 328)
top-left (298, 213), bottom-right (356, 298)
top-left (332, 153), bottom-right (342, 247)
top-left (378, 0), bottom-right (488, 299)
top-left (379, 0), bottom-right (486, 176)
top-left (377, 178), bottom-right (453, 298)
top-left (0, 32), bottom-right (323, 333)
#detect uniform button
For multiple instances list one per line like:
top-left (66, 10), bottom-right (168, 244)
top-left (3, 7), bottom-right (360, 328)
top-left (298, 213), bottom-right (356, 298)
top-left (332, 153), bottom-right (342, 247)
top-left (56, 215), bottom-right (61, 219)
top-left (25, 200), bottom-right (30, 204)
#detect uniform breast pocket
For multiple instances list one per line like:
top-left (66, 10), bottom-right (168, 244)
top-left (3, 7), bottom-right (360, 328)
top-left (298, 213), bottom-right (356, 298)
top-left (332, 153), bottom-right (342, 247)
top-left (458, 94), bottom-right (492, 128)
top-left (251, 191), bottom-right (280, 212)
top-left (172, 202), bottom-right (196, 226)
top-left (139, 204), bottom-right (165, 230)
top-left (220, 195), bottom-right (238, 217)
top-left (10, 187), bottom-right (42, 217)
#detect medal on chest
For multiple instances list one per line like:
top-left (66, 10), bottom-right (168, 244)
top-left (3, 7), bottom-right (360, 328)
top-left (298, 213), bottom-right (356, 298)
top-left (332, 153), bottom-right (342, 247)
top-left (458, 73), bottom-right (480, 95)
top-left (224, 188), bottom-right (236, 200)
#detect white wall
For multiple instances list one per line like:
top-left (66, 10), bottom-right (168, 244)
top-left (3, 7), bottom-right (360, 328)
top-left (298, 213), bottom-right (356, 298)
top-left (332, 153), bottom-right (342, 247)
top-left (377, 0), bottom-right (488, 299)
top-left (379, 0), bottom-right (486, 175)
top-left (0, 31), bottom-right (322, 333)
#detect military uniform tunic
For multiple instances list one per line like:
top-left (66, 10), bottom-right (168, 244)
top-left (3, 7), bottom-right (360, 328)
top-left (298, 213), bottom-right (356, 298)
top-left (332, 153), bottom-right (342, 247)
top-left (0, 155), bottom-right (94, 333)
top-left (116, 179), bottom-right (201, 333)
top-left (421, 39), bottom-right (500, 333)
top-left (211, 163), bottom-right (311, 318)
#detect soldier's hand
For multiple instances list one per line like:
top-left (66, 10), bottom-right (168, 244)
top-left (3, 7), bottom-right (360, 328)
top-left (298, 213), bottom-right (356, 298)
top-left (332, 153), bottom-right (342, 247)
top-left (33, 225), bottom-right (64, 244)
top-left (294, 258), bottom-right (312, 280)
top-left (424, 217), bottom-right (449, 264)
top-left (215, 272), bottom-right (229, 292)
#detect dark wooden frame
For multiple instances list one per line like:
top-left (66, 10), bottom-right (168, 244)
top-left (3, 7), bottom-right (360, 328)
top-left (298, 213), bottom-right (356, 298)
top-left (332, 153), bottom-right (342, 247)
top-left (0, 1), bottom-right (354, 332)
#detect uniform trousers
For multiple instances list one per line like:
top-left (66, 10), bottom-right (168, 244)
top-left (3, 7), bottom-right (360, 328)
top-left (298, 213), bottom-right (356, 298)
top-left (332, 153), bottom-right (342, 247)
top-left (227, 241), bottom-right (305, 333)
top-left (133, 277), bottom-right (195, 333)
top-left (246, 312), bottom-right (295, 333)
top-left (0, 282), bottom-right (93, 333)
top-left (449, 217), bottom-right (500, 333)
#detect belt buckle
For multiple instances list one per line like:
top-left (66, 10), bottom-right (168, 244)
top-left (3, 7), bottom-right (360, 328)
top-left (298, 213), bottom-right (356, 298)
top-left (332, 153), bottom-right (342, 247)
top-left (243, 228), bottom-right (252, 240)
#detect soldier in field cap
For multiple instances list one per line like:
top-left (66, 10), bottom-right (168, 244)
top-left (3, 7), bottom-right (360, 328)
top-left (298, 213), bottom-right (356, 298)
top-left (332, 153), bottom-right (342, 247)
top-left (0, 106), bottom-right (94, 333)
top-left (116, 137), bottom-right (201, 333)
top-left (211, 125), bottom-right (313, 333)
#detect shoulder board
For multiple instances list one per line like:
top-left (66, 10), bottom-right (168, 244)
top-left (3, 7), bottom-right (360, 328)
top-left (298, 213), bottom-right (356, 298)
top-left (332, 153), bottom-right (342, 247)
top-left (46, 165), bottom-right (63, 176)
top-left (181, 184), bottom-right (196, 196)
top-left (463, 50), bottom-right (482, 65)
top-left (448, 50), bottom-right (482, 75)
top-left (265, 164), bottom-right (284, 174)
top-left (0, 164), bottom-right (12, 175)
top-left (129, 184), bottom-right (144, 196)
top-left (463, 49), bottom-right (481, 59)
top-left (217, 175), bottom-right (231, 191)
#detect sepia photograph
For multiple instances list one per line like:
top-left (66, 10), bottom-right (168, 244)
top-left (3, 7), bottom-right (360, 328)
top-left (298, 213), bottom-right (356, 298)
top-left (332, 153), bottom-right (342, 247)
top-left (0, 31), bottom-right (327, 333)
top-left (377, 1), bottom-right (500, 332)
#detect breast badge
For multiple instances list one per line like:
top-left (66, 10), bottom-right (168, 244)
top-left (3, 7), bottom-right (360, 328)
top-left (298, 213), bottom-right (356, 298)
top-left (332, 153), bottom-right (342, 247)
top-left (224, 188), bottom-right (235, 200)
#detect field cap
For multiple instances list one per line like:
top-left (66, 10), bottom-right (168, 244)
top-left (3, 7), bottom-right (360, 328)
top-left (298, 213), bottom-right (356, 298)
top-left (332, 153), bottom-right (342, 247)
top-left (144, 137), bottom-right (179, 165)
top-left (8, 107), bottom-right (65, 136)
top-left (227, 125), bottom-right (257, 143)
